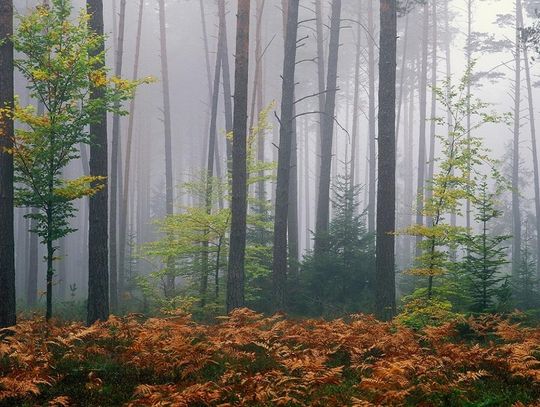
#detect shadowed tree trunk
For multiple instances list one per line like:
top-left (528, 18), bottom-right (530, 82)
top-left (367, 0), bottom-right (376, 234)
top-left (119, 0), bottom-right (144, 307)
top-left (201, 21), bottom-right (223, 308)
top-left (0, 0), bottom-right (16, 328)
top-left (426, 0), bottom-right (437, 208)
top-left (315, 0), bottom-right (325, 193)
top-left (523, 43), bottom-right (540, 280)
top-left (351, 2), bottom-right (362, 187)
top-left (158, 0), bottom-right (175, 295)
top-left (415, 1), bottom-right (429, 259)
top-left (109, 0), bottom-right (126, 313)
top-left (218, 0), bottom-right (233, 168)
top-left (512, 0), bottom-right (523, 276)
top-left (466, 0), bottom-right (472, 233)
top-left (87, 0), bottom-right (110, 325)
top-left (314, 0), bottom-right (342, 256)
top-left (375, 0), bottom-right (397, 321)
top-left (273, 0), bottom-right (299, 310)
top-left (227, 0), bottom-right (251, 313)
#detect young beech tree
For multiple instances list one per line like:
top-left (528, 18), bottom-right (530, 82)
top-left (142, 106), bottom-right (275, 315)
top-left (401, 69), bottom-right (505, 301)
top-left (460, 179), bottom-right (510, 313)
top-left (4, 0), bottom-right (143, 320)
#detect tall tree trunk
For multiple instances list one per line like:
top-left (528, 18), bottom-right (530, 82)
top-left (218, 0), bottom-right (233, 167)
top-left (109, 0), bottom-right (126, 313)
top-left (367, 0), bottom-right (376, 234)
top-left (273, 0), bottom-right (300, 310)
top-left (415, 1), bottom-right (429, 259)
top-left (253, 0), bottom-right (266, 214)
top-left (426, 0), bottom-right (438, 206)
top-left (314, 0), bottom-right (342, 256)
top-left (315, 0), bottom-right (325, 193)
top-left (0, 0), bottom-right (16, 328)
top-left (199, 0), bottom-right (213, 104)
top-left (466, 0), bottom-right (472, 232)
top-left (395, 12), bottom-right (410, 146)
top-left (87, 0), bottom-right (110, 325)
top-left (350, 2), bottom-right (362, 187)
top-left (158, 0), bottom-right (175, 294)
top-left (226, 0), bottom-right (251, 313)
top-left (119, 0), bottom-right (144, 308)
top-left (201, 22), bottom-right (223, 308)
top-left (523, 45), bottom-right (540, 280)
top-left (513, 0), bottom-right (523, 276)
top-left (375, 0), bottom-right (397, 321)
top-left (445, 0), bottom-right (456, 230)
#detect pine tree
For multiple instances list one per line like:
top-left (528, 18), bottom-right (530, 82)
top-left (461, 180), bottom-right (510, 313)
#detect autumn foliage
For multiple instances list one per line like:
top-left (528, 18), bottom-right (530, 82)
top-left (1, 309), bottom-right (540, 406)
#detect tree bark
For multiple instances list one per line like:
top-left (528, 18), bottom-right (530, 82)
top-left (109, 0), bottom-right (126, 313)
top-left (314, 0), bottom-right (342, 256)
top-left (367, 0), bottom-right (376, 234)
top-left (218, 0), bottom-right (233, 168)
top-left (0, 0), bottom-right (16, 328)
top-left (415, 1), bottom-right (429, 259)
top-left (351, 2), bottom-right (362, 187)
top-left (87, 0), bottom-right (110, 325)
top-left (375, 0), bottom-right (397, 321)
top-left (426, 0), bottom-right (438, 207)
top-left (512, 0), bottom-right (523, 276)
top-left (523, 45), bottom-right (540, 280)
top-left (273, 0), bottom-right (299, 310)
top-left (158, 0), bottom-right (175, 294)
top-left (201, 21), bottom-right (223, 308)
top-left (315, 0), bottom-right (325, 193)
top-left (119, 0), bottom-right (144, 308)
top-left (226, 0), bottom-right (251, 313)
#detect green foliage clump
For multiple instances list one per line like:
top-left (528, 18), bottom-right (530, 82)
top-left (292, 170), bottom-right (374, 317)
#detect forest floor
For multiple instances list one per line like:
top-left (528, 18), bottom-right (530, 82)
top-left (1, 309), bottom-right (539, 406)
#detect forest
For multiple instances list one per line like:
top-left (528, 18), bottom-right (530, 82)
top-left (1, 0), bottom-right (540, 405)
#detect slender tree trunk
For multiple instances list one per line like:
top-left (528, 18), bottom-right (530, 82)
top-left (27, 208), bottom-right (38, 307)
top-left (273, 0), bottom-right (300, 310)
top-left (109, 0), bottom-right (126, 313)
top-left (253, 0), bottom-right (266, 213)
top-left (513, 0), bottom-right (523, 276)
top-left (119, 0), bottom-right (144, 308)
top-left (351, 2), bottom-right (362, 187)
top-left (87, 0), bottom-right (110, 325)
top-left (0, 0), bottom-right (15, 328)
top-left (375, 0), bottom-right (397, 320)
top-left (218, 0), bottom-right (233, 168)
top-left (445, 0), bottom-right (456, 230)
top-left (523, 46), bottom-right (540, 280)
top-left (315, 0), bottom-right (325, 192)
top-left (426, 0), bottom-right (438, 207)
top-left (45, 208), bottom-right (54, 321)
top-left (415, 2), bottom-right (429, 259)
top-left (158, 0), bottom-right (175, 294)
top-left (303, 121), bottom-right (311, 251)
top-left (465, 0), bottom-right (473, 233)
top-left (201, 24), bottom-right (223, 308)
top-left (367, 0), bottom-right (376, 234)
top-left (226, 0), bottom-right (251, 313)
top-left (395, 12), bottom-right (410, 146)
top-left (199, 0), bottom-right (213, 104)
top-left (315, 0), bottom-right (342, 256)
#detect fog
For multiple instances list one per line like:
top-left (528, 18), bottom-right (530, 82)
top-left (8, 0), bottom-right (540, 313)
